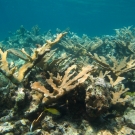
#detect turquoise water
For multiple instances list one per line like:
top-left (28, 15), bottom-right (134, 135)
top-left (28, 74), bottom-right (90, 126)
top-left (0, 0), bottom-right (135, 39)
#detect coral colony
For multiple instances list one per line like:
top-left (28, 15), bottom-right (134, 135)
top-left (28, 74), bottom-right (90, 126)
top-left (0, 25), bottom-right (135, 134)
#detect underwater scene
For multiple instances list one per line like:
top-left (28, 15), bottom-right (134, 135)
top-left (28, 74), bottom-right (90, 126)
top-left (0, 0), bottom-right (135, 135)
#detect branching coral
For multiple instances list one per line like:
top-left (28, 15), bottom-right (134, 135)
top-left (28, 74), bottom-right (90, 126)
top-left (0, 32), bottom-right (67, 85)
top-left (88, 52), bottom-right (135, 76)
top-left (111, 26), bottom-right (135, 55)
top-left (36, 49), bottom-right (75, 73)
top-left (111, 84), bottom-right (130, 105)
top-left (59, 36), bottom-right (103, 56)
top-left (0, 26), bottom-right (135, 134)
top-left (85, 71), bottom-right (130, 117)
top-left (89, 37), bottom-right (103, 51)
top-left (31, 64), bottom-right (95, 104)
top-left (114, 26), bottom-right (134, 40)
top-left (107, 75), bottom-right (125, 87)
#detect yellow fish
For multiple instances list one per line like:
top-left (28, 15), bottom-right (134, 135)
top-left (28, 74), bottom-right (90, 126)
top-left (44, 108), bottom-right (60, 115)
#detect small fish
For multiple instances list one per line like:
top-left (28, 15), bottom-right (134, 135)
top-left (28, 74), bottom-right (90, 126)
top-left (44, 108), bottom-right (60, 115)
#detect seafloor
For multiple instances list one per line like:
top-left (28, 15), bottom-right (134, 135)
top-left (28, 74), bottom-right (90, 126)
top-left (0, 25), bottom-right (135, 135)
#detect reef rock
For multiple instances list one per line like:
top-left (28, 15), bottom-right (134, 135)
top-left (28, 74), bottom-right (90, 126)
top-left (124, 108), bottom-right (135, 129)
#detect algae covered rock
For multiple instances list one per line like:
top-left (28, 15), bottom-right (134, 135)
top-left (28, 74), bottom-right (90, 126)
top-left (124, 108), bottom-right (135, 129)
top-left (0, 122), bottom-right (14, 134)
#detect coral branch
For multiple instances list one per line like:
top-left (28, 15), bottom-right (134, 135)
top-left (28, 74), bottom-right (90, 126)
top-left (31, 65), bottom-right (94, 104)
top-left (0, 32), bottom-right (67, 84)
top-left (107, 75), bottom-right (125, 87)
top-left (111, 84), bottom-right (129, 105)
top-left (88, 52), bottom-right (135, 76)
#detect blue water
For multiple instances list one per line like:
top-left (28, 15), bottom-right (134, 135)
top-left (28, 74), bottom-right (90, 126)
top-left (0, 0), bottom-right (135, 40)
